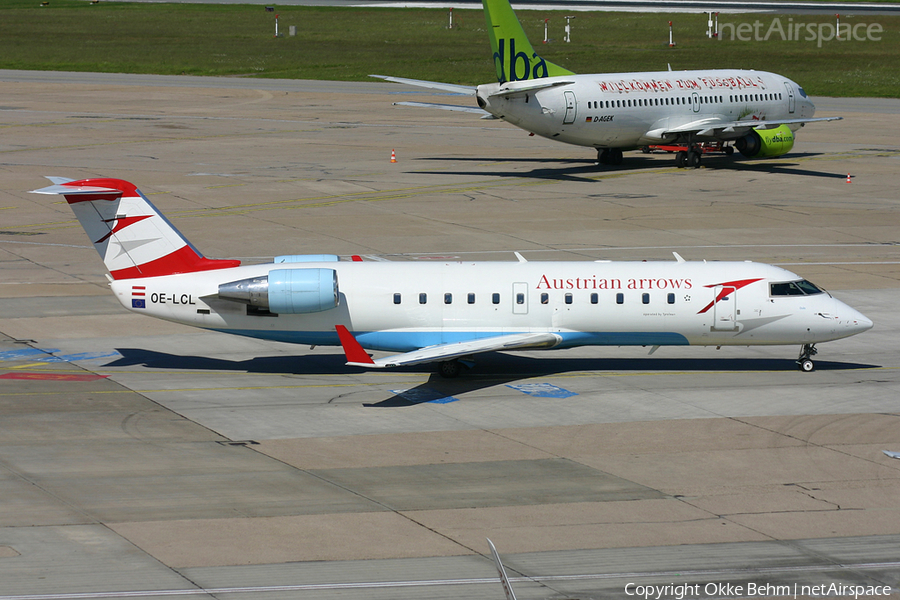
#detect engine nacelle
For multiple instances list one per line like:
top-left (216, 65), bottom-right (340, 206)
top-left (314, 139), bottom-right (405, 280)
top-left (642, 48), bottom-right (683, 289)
top-left (735, 124), bottom-right (795, 158)
top-left (218, 268), bottom-right (339, 314)
top-left (274, 254), bottom-right (340, 264)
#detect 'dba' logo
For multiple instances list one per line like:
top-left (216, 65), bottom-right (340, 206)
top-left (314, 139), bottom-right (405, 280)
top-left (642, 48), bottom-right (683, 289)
top-left (493, 38), bottom-right (551, 82)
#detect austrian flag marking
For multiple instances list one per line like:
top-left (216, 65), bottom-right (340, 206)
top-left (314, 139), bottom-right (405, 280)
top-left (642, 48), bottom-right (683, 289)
top-left (132, 285), bottom-right (146, 309)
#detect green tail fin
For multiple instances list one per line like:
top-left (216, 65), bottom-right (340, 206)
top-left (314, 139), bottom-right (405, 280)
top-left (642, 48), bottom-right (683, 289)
top-left (482, 0), bottom-right (575, 83)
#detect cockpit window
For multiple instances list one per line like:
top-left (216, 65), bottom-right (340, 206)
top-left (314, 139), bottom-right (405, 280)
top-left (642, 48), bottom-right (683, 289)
top-left (770, 279), bottom-right (824, 296)
top-left (798, 87), bottom-right (808, 98)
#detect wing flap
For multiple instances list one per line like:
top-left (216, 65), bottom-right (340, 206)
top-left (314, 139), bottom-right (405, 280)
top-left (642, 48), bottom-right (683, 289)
top-left (336, 327), bottom-right (561, 369)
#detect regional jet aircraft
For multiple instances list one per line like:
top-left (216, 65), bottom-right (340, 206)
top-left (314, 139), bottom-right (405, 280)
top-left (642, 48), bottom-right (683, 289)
top-left (33, 178), bottom-right (871, 377)
top-left (372, 0), bottom-right (840, 168)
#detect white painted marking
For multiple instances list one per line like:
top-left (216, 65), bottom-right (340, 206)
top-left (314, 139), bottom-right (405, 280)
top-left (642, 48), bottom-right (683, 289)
top-left (2, 561), bottom-right (897, 600)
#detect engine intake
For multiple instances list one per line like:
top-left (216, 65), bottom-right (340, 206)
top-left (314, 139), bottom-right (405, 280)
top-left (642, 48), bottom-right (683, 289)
top-left (218, 268), bottom-right (339, 314)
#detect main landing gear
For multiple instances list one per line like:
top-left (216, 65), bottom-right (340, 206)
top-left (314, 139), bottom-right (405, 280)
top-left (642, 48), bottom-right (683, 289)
top-left (797, 343), bottom-right (818, 372)
top-left (439, 359), bottom-right (462, 378)
top-left (597, 148), bottom-right (623, 166)
top-left (675, 147), bottom-right (703, 169)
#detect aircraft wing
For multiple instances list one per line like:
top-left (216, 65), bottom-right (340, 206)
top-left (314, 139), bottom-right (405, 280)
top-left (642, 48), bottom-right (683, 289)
top-left (662, 116), bottom-right (842, 137)
top-left (335, 325), bottom-right (560, 369)
top-left (370, 74), bottom-right (476, 96)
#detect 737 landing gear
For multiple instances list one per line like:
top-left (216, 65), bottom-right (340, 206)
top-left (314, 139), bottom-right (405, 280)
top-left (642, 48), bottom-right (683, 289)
top-left (797, 343), bottom-right (818, 372)
top-left (597, 148), bottom-right (623, 166)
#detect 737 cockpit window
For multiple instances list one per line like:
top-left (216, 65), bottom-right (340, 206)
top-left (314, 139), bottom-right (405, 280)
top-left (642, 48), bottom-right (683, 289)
top-left (770, 280), bottom-right (824, 296)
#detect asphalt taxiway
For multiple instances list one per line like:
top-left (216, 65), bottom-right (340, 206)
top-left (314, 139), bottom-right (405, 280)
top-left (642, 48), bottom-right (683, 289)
top-left (0, 70), bottom-right (898, 599)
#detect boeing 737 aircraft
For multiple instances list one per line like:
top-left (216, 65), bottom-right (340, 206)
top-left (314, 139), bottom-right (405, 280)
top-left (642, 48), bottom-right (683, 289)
top-left (33, 178), bottom-right (871, 377)
top-left (372, 0), bottom-right (840, 168)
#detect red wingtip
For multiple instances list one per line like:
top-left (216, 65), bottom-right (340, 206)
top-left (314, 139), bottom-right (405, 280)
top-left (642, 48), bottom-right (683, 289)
top-left (335, 325), bottom-right (374, 364)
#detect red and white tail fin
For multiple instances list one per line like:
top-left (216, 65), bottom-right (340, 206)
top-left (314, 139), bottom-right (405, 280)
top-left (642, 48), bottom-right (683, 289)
top-left (32, 177), bottom-right (240, 280)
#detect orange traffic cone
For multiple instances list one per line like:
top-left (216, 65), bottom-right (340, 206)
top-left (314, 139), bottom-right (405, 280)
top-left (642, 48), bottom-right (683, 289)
top-left (390, 149), bottom-right (397, 163)
top-left (846, 173), bottom-right (851, 183)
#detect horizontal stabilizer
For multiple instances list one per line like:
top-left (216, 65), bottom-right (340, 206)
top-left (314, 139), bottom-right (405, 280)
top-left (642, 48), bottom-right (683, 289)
top-left (487, 80), bottom-right (576, 99)
top-left (370, 75), bottom-right (475, 96)
top-left (336, 327), bottom-right (561, 369)
top-left (393, 101), bottom-right (489, 115)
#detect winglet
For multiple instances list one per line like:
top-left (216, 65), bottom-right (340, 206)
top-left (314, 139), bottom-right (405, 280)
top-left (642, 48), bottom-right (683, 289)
top-left (335, 325), bottom-right (374, 366)
top-left (487, 538), bottom-right (518, 600)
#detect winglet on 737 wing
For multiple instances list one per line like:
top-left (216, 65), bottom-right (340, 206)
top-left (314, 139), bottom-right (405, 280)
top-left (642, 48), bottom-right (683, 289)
top-left (487, 538), bottom-right (518, 600)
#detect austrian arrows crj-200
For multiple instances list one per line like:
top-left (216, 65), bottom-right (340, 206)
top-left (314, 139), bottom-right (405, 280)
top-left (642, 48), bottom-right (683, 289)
top-left (34, 177), bottom-right (871, 376)
top-left (372, 0), bottom-right (840, 168)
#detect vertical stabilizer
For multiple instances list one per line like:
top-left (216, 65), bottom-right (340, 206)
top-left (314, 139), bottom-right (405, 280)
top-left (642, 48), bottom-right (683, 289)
top-left (32, 178), bottom-right (240, 280)
top-left (482, 0), bottom-right (575, 83)
top-left (487, 538), bottom-right (518, 600)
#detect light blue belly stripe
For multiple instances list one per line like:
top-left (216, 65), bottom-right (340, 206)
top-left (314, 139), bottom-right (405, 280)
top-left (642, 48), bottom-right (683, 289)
top-left (213, 329), bottom-right (690, 351)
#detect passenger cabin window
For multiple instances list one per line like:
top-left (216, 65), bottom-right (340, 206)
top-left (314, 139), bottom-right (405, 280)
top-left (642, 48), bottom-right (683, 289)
top-left (468, 293), bottom-right (475, 304)
top-left (541, 293), bottom-right (549, 304)
top-left (667, 293), bottom-right (675, 304)
top-left (770, 280), bottom-right (825, 296)
top-left (419, 293), bottom-right (427, 304)
top-left (393, 293), bottom-right (402, 305)
top-left (492, 293), bottom-right (500, 305)
top-left (565, 293), bottom-right (573, 305)
top-left (444, 293), bottom-right (452, 304)
top-left (516, 293), bottom-right (525, 305)
top-left (591, 293), bottom-right (598, 304)
top-left (616, 293), bottom-right (624, 305)
top-left (642, 293), bottom-right (650, 304)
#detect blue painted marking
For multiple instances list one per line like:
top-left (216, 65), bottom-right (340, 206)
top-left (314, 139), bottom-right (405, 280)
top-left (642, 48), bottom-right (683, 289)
top-left (0, 348), bottom-right (59, 361)
top-left (507, 382), bottom-right (578, 399)
top-left (132, 299), bottom-right (146, 309)
top-left (390, 388), bottom-right (459, 404)
top-left (36, 351), bottom-right (123, 363)
top-left (0, 348), bottom-right (121, 363)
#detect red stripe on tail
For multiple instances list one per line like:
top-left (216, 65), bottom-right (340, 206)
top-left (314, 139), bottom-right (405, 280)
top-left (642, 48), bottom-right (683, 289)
top-left (109, 245), bottom-right (241, 280)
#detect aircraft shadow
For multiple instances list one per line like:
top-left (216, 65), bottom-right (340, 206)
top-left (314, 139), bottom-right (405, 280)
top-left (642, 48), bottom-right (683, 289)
top-left (417, 153), bottom-right (839, 181)
top-left (106, 348), bottom-right (351, 375)
top-left (363, 353), bottom-right (879, 406)
top-left (106, 348), bottom-right (877, 407)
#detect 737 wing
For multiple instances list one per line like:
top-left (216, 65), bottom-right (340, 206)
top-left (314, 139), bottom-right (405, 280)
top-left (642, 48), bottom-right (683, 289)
top-left (335, 325), bottom-right (560, 369)
top-left (659, 116), bottom-right (842, 140)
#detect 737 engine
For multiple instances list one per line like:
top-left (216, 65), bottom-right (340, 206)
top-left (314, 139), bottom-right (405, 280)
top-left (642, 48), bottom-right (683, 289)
top-left (735, 124), bottom-right (795, 158)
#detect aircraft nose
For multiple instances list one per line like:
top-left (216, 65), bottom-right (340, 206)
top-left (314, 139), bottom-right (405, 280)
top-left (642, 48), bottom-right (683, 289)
top-left (835, 299), bottom-right (873, 335)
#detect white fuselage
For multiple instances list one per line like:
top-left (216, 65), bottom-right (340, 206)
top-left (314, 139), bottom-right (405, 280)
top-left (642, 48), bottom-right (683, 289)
top-left (110, 259), bottom-right (870, 354)
top-left (476, 69), bottom-right (815, 148)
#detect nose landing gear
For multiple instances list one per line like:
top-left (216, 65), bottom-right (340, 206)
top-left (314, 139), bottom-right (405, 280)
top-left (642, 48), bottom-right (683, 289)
top-left (797, 343), bottom-right (818, 372)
